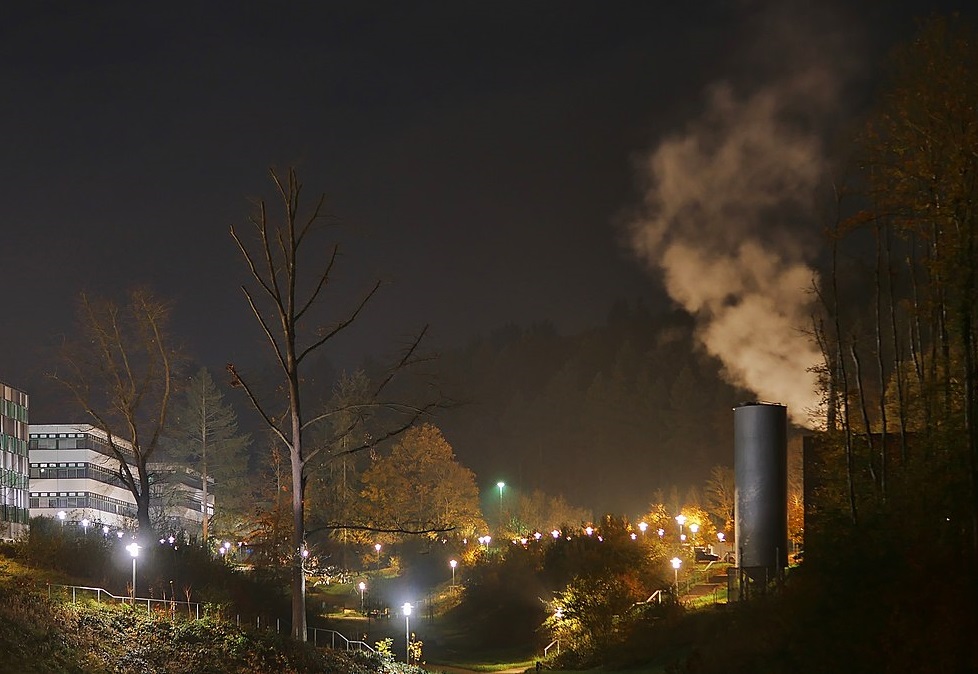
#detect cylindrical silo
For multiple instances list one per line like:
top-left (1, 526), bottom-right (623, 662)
top-left (734, 402), bottom-right (787, 585)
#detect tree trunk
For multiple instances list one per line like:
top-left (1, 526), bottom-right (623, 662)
top-left (291, 441), bottom-right (306, 640)
top-left (850, 341), bottom-right (878, 495)
top-left (874, 217), bottom-right (888, 502)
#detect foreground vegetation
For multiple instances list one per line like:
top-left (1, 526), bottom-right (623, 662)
top-left (0, 553), bottom-right (423, 674)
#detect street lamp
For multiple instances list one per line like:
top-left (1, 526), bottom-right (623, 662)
top-left (639, 521), bottom-right (648, 537)
top-left (375, 543), bottom-right (382, 570)
top-left (689, 522), bottom-right (699, 544)
top-left (497, 481), bottom-right (505, 525)
top-left (358, 581), bottom-right (366, 613)
top-left (127, 543), bottom-right (139, 602)
top-left (675, 514), bottom-right (686, 538)
top-left (670, 557), bottom-right (682, 595)
top-left (82, 518), bottom-right (89, 535)
top-left (450, 559), bottom-right (457, 588)
top-left (402, 603), bottom-right (412, 664)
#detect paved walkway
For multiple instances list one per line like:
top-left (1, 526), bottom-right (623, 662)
top-left (424, 665), bottom-right (535, 674)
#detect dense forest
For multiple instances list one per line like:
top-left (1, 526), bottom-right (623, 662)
top-left (429, 302), bottom-right (750, 516)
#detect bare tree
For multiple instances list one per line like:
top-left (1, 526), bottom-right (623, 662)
top-left (704, 465), bottom-right (735, 534)
top-left (52, 289), bottom-right (179, 539)
top-left (229, 167), bottom-right (441, 640)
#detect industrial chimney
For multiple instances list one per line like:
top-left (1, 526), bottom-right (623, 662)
top-left (734, 402), bottom-right (788, 588)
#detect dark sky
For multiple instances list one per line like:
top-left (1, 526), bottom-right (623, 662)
top-left (2, 1), bottom-right (969, 422)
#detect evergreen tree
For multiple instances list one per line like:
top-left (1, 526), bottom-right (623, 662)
top-left (167, 367), bottom-right (250, 542)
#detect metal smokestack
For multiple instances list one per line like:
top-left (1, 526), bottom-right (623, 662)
top-left (734, 402), bottom-right (788, 585)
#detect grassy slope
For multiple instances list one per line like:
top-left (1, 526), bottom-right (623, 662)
top-left (0, 558), bottom-right (409, 674)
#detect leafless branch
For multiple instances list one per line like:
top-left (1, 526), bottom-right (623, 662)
top-left (226, 363), bottom-right (290, 450)
top-left (297, 280), bottom-right (383, 365)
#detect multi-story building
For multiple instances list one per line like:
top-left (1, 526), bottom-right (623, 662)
top-left (28, 423), bottom-right (212, 535)
top-left (0, 383), bottom-right (30, 540)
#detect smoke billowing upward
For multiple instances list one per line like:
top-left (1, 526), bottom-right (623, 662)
top-left (627, 67), bottom-right (837, 428)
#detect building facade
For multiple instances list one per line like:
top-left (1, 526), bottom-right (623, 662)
top-left (29, 423), bottom-right (212, 535)
top-left (0, 383), bottom-right (30, 540)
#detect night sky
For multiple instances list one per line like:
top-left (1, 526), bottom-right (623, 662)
top-left (2, 1), bottom-right (970, 423)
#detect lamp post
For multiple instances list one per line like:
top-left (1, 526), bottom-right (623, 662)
top-left (358, 581), bottom-right (366, 613)
top-left (82, 518), bottom-right (89, 535)
top-left (375, 543), bottom-right (382, 570)
top-left (675, 514), bottom-right (686, 539)
top-left (639, 521), bottom-right (648, 537)
top-left (670, 557), bottom-right (682, 595)
top-left (689, 522), bottom-right (699, 545)
top-left (402, 603), bottom-right (412, 664)
top-left (127, 543), bottom-right (139, 602)
top-left (450, 559), bottom-right (457, 588)
top-left (496, 481), bottom-right (505, 526)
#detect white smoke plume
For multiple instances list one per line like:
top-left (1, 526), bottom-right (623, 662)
top-left (627, 71), bottom-right (834, 428)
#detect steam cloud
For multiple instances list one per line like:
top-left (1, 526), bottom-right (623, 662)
top-left (627, 72), bottom-right (833, 428)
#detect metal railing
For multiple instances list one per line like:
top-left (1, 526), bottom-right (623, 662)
top-left (544, 638), bottom-right (560, 657)
top-left (48, 583), bottom-right (376, 655)
top-left (48, 583), bottom-right (204, 620)
top-left (308, 627), bottom-right (375, 653)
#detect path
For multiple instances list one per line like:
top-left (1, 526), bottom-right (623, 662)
top-left (423, 666), bottom-right (532, 674)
